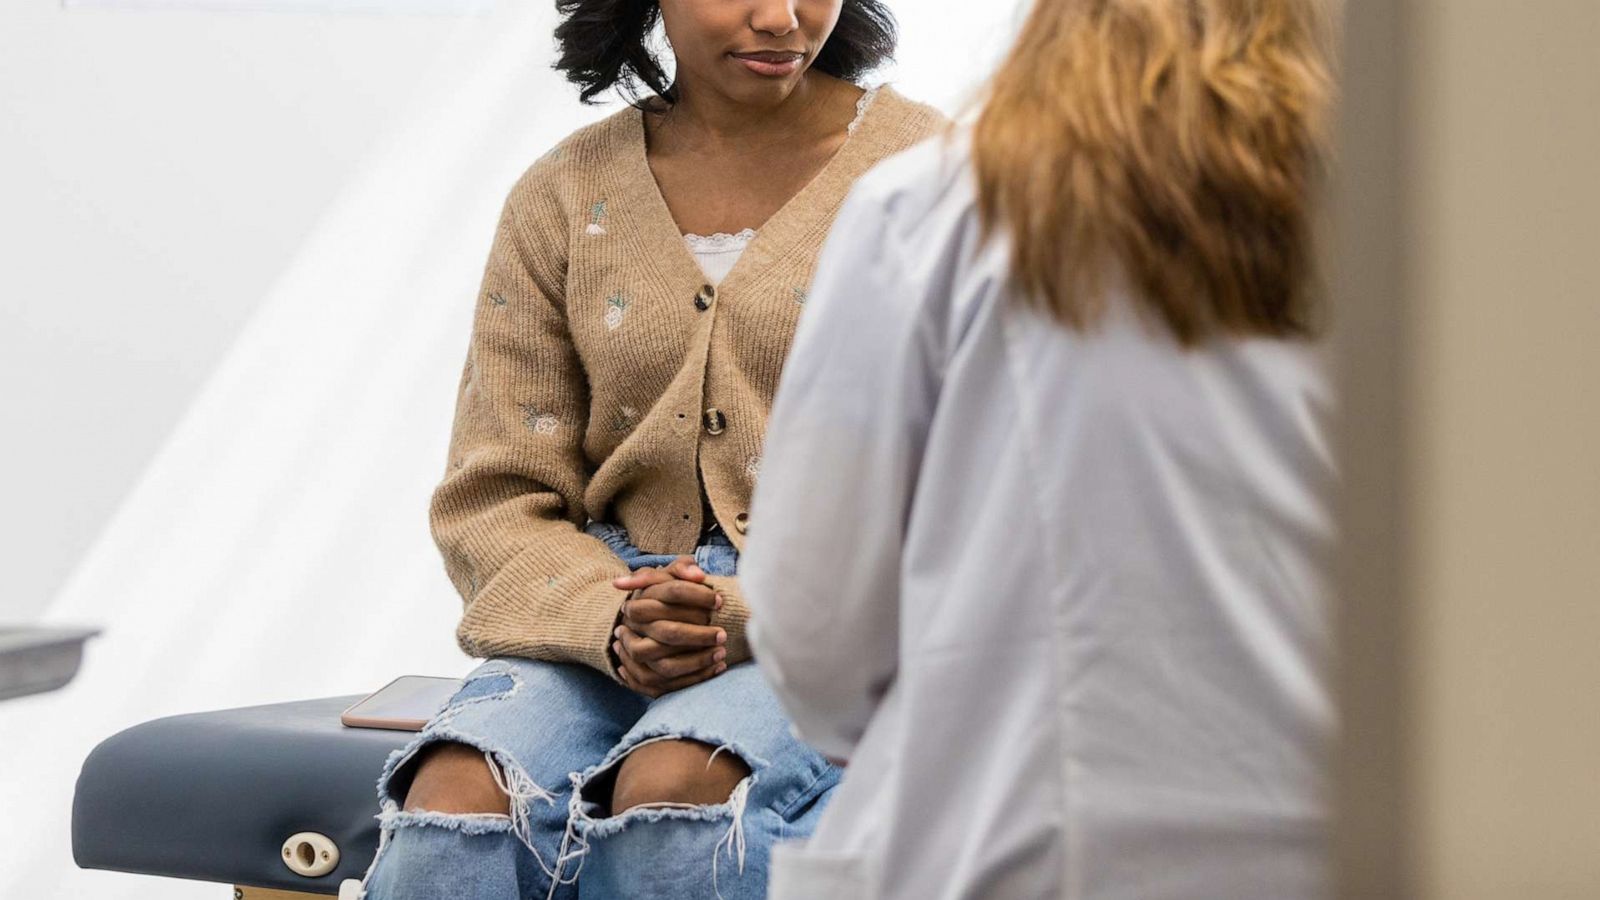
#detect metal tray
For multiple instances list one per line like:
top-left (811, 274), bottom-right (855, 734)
top-left (0, 626), bottom-right (101, 701)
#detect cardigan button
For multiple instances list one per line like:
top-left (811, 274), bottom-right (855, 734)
top-left (694, 284), bottom-right (716, 311)
top-left (734, 512), bottom-right (749, 535)
top-left (703, 408), bottom-right (727, 435)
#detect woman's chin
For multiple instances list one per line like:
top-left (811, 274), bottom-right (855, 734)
top-left (719, 59), bottom-right (808, 100)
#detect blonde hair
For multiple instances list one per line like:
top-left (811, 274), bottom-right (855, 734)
top-left (972, 0), bottom-right (1335, 344)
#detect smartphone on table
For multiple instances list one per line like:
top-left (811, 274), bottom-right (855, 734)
top-left (340, 675), bottom-right (463, 731)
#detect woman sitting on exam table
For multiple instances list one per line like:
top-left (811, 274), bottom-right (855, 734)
top-left (740, 0), bottom-right (1338, 897)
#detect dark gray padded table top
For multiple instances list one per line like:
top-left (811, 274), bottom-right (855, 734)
top-left (73, 694), bottom-right (417, 894)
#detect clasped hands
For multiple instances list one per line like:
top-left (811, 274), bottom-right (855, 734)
top-left (610, 556), bottom-right (729, 698)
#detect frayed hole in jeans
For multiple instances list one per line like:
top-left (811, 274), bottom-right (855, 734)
top-left (560, 735), bottom-right (761, 900)
top-left (372, 728), bottom-right (565, 898)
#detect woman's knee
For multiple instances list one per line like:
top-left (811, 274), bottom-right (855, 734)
top-left (399, 740), bottom-right (511, 815)
top-left (609, 738), bottom-right (751, 815)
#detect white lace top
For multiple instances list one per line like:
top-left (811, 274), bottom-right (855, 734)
top-left (682, 85), bottom-right (881, 285)
top-left (683, 227), bottom-right (758, 285)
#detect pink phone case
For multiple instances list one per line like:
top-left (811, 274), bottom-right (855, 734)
top-left (340, 675), bottom-right (463, 731)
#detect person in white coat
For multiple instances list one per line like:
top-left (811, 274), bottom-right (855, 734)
top-left (738, 1), bottom-right (1338, 897)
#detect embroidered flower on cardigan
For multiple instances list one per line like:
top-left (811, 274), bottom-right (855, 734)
top-left (518, 403), bottom-right (560, 435)
top-left (745, 455), bottom-right (762, 479)
top-left (611, 405), bottom-right (639, 432)
top-left (604, 293), bottom-right (629, 330)
top-left (489, 291), bottom-right (508, 307)
top-left (587, 201), bottom-right (609, 236)
top-left (792, 288), bottom-right (808, 306)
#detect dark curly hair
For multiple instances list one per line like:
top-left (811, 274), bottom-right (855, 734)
top-left (553, 0), bottom-right (897, 107)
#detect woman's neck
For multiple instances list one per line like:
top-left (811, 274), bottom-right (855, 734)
top-left (646, 72), bottom-right (855, 156)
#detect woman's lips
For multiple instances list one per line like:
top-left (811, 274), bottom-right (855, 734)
top-left (731, 51), bottom-right (804, 78)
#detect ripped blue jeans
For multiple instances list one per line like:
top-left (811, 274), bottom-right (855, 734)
top-left (354, 522), bottom-right (842, 900)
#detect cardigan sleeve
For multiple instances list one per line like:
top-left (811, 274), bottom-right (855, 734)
top-left (428, 169), bottom-right (630, 680)
top-left (700, 574), bottom-right (753, 666)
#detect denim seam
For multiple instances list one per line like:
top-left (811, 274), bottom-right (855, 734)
top-left (772, 762), bottom-right (838, 821)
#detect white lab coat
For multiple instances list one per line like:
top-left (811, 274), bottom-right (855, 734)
top-left (740, 131), bottom-right (1336, 900)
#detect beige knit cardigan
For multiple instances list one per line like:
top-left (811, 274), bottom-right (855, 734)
top-left (430, 84), bottom-right (949, 681)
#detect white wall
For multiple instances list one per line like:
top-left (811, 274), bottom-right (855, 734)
top-left (0, 1), bottom-right (462, 621)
